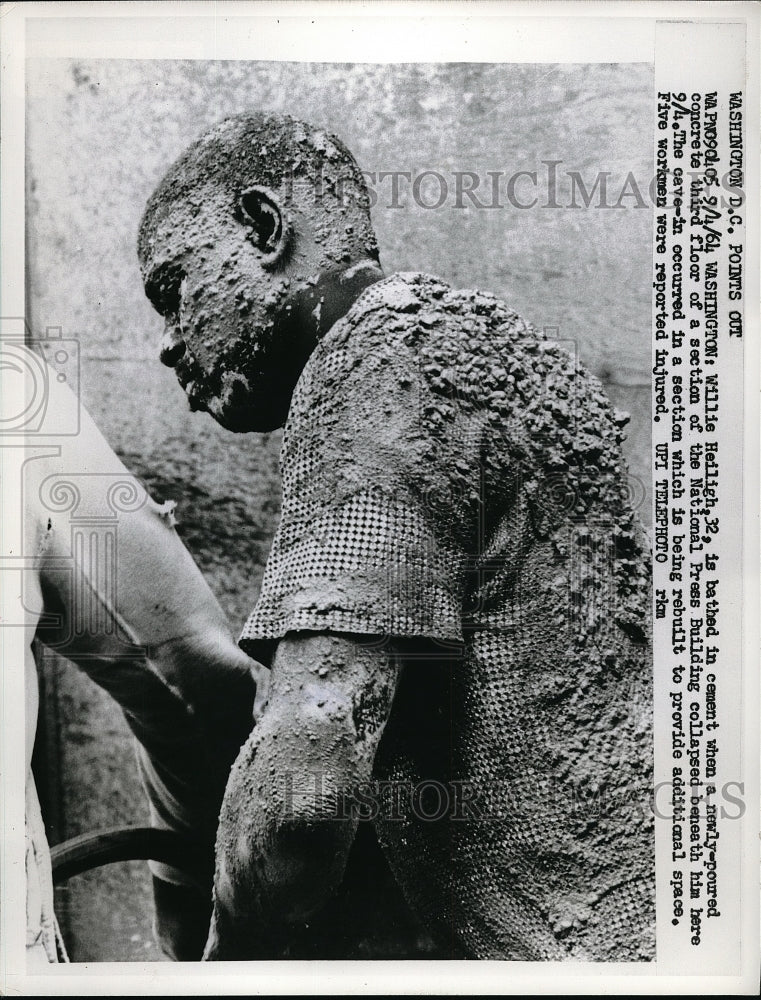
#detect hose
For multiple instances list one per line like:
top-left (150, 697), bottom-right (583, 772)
top-left (50, 826), bottom-right (213, 886)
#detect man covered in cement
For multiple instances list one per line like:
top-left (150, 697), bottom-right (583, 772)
top-left (138, 113), bottom-right (654, 961)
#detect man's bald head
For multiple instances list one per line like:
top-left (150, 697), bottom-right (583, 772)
top-left (137, 114), bottom-right (382, 432)
top-left (138, 113), bottom-right (379, 275)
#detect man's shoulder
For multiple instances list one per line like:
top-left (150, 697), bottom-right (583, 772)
top-left (301, 270), bottom-right (604, 419)
top-left (353, 271), bottom-right (449, 315)
top-left (307, 272), bottom-right (614, 422)
top-left (347, 270), bottom-right (525, 324)
top-left (320, 270), bottom-right (533, 356)
top-left (321, 272), bottom-right (449, 344)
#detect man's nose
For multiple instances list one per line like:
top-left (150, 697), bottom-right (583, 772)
top-left (160, 325), bottom-right (186, 368)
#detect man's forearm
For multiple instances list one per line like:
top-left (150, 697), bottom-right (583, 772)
top-left (205, 632), bottom-right (400, 959)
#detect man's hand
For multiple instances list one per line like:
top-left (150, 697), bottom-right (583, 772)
top-left (204, 632), bottom-right (401, 960)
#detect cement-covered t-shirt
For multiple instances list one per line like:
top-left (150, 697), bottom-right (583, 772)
top-left (240, 272), bottom-right (655, 962)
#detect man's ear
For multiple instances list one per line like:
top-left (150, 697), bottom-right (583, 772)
top-left (236, 186), bottom-right (290, 268)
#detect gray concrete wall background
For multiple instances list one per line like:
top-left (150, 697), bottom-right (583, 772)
top-left (26, 59), bottom-right (653, 960)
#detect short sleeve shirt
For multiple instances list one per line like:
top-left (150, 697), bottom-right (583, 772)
top-left (241, 271), bottom-right (648, 658)
top-left (239, 272), bottom-right (654, 961)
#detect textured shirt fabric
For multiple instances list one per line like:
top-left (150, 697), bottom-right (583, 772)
top-left (240, 272), bottom-right (654, 961)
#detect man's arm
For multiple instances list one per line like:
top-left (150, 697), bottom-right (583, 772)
top-left (204, 632), bottom-right (401, 960)
top-left (28, 370), bottom-right (262, 958)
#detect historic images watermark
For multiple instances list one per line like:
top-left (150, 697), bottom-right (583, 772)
top-left (284, 161), bottom-right (744, 213)
top-left (278, 770), bottom-right (745, 825)
top-left (0, 319), bottom-right (80, 436)
top-left (0, 321), bottom-right (148, 655)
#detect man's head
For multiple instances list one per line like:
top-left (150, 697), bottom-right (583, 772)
top-left (138, 113), bottom-right (380, 431)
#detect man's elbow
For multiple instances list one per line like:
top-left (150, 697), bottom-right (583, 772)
top-left (257, 807), bottom-right (356, 923)
top-left (210, 632), bottom-right (400, 954)
top-left (216, 710), bottom-right (359, 928)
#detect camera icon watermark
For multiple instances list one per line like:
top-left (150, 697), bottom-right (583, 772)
top-left (5, 464), bottom-right (149, 657)
top-left (0, 317), bottom-right (80, 436)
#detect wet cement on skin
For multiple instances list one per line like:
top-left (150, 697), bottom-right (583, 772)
top-left (237, 271), bottom-right (654, 961)
top-left (206, 634), bottom-right (406, 959)
top-left (28, 66), bottom-right (655, 962)
top-left (137, 114), bottom-right (380, 432)
top-left (138, 115), bottom-right (652, 960)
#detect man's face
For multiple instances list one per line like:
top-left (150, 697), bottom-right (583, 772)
top-left (139, 184), bottom-right (293, 432)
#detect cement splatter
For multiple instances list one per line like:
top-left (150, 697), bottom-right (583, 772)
top-left (243, 270), bottom-right (654, 961)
